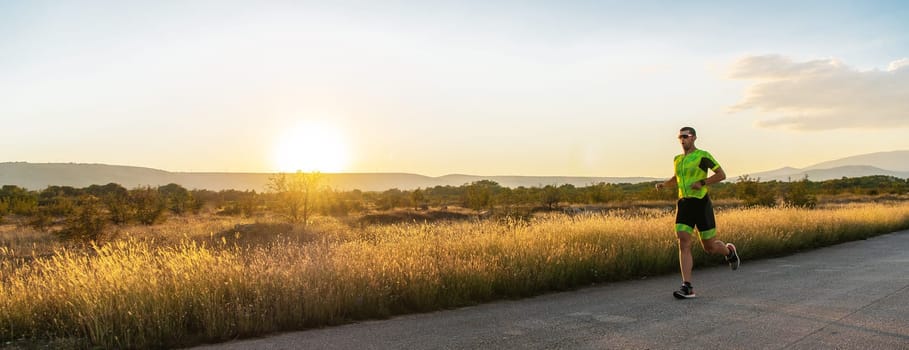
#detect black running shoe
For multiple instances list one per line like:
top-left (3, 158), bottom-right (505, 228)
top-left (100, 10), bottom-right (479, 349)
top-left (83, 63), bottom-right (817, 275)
top-left (725, 243), bottom-right (740, 270)
top-left (673, 283), bottom-right (696, 299)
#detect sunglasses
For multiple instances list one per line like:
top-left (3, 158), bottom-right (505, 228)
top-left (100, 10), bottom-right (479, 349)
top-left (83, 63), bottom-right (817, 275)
top-left (678, 134), bottom-right (693, 139)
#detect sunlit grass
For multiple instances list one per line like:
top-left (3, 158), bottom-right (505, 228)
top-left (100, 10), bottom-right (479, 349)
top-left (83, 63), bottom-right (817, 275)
top-left (2, 202), bottom-right (909, 349)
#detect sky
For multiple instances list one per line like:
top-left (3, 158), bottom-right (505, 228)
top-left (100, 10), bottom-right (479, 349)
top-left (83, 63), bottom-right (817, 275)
top-left (2, 0), bottom-right (908, 178)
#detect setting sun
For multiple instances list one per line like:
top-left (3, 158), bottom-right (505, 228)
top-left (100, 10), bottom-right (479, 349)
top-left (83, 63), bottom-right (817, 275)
top-left (272, 121), bottom-right (350, 172)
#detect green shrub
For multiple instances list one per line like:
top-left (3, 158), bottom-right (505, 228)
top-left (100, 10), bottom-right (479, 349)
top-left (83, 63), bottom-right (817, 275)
top-left (736, 175), bottom-right (777, 207)
top-left (784, 179), bottom-right (817, 209)
top-left (159, 183), bottom-right (193, 215)
top-left (105, 195), bottom-right (135, 225)
top-left (57, 196), bottom-right (108, 243)
top-left (130, 187), bottom-right (167, 225)
top-left (27, 208), bottom-right (55, 232)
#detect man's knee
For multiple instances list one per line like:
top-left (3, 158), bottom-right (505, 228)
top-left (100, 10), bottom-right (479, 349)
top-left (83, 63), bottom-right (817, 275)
top-left (701, 238), bottom-right (723, 254)
top-left (676, 231), bottom-right (693, 247)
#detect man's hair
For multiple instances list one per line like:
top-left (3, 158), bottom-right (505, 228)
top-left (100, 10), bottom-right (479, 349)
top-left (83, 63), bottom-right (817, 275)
top-left (680, 126), bottom-right (696, 136)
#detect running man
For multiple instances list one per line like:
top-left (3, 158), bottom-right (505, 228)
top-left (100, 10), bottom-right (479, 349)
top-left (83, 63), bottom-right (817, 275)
top-left (656, 126), bottom-right (740, 299)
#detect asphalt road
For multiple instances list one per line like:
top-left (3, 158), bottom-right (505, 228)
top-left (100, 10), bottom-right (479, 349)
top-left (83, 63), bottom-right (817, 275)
top-left (192, 230), bottom-right (909, 350)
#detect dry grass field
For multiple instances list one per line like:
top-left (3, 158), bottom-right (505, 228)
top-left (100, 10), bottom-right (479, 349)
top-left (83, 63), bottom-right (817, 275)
top-left (2, 201), bottom-right (909, 349)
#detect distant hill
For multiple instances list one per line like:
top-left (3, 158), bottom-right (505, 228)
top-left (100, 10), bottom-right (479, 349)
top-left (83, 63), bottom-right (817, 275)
top-left (805, 150), bottom-right (909, 172)
top-left (0, 162), bottom-right (656, 192)
top-left (746, 165), bottom-right (909, 182)
top-left (4, 150), bottom-right (906, 191)
top-left (0, 163), bottom-right (175, 189)
top-left (744, 150), bottom-right (909, 182)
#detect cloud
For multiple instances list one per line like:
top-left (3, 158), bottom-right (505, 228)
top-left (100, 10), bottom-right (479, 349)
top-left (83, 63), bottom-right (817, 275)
top-left (890, 58), bottom-right (909, 71)
top-left (728, 55), bottom-right (909, 131)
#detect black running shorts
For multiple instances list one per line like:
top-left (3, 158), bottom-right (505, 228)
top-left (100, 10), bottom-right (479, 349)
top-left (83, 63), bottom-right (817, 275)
top-left (675, 194), bottom-right (717, 239)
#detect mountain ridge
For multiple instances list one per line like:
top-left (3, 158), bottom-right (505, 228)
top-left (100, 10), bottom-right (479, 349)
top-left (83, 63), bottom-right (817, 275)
top-left (2, 150), bottom-right (907, 191)
top-left (741, 150), bottom-right (909, 182)
top-left (0, 162), bottom-right (657, 192)
top-left (805, 150), bottom-right (909, 172)
top-left (744, 165), bottom-right (909, 182)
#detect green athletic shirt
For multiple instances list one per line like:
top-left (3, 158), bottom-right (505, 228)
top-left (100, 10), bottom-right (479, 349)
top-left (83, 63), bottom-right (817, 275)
top-left (674, 149), bottom-right (720, 199)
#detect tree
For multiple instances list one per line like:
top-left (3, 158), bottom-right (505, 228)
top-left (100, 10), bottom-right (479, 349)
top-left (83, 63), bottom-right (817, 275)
top-left (58, 195), bottom-right (107, 243)
top-left (38, 186), bottom-right (79, 217)
top-left (87, 183), bottom-right (133, 224)
top-left (586, 183), bottom-right (608, 204)
top-left (158, 183), bottom-right (194, 215)
top-left (736, 175), bottom-right (776, 207)
top-left (463, 180), bottom-right (503, 212)
top-left (784, 177), bottom-right (817, 208)
top-left (317, 189), bottom-right (353, 217)
top-left (0, 185), bottom-right (37, 217)
top-left (511, 186), bottom-right (534, 207)
top-left (130, 187), bottom-right (167, 225)
top-left (557, 184), bottom-right (580, 203)
top-left (411, 188), bottom-right (426, 210)
top-left (540, 185), bottom-right (561, 210)
top-left (377, 188), bottom-right (407, 210)
top-left (496, 187), bottom-right (519, 214)
top-left (425, 185), bottom-right (462, 208)
top-left (268, 171), bottom-right (325, 225)
top-left (236, 191), bottom-right (260, 217)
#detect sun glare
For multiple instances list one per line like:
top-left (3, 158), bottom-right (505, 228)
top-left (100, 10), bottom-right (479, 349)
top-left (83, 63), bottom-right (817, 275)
top-left (273, 121), bottom-right (350, 173)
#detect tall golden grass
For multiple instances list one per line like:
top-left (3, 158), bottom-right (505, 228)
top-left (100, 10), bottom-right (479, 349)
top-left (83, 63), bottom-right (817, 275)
top-left (2, 202), bottom-right (909, 349)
